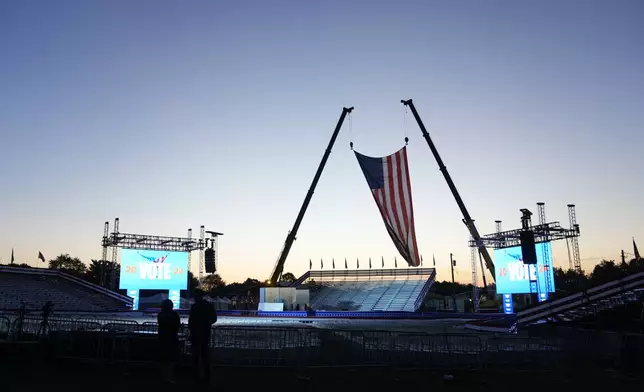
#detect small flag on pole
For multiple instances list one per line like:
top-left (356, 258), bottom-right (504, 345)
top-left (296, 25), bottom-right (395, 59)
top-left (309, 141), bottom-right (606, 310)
top-left (309, 259), bottom-right (312, 270)
top-left (332, 258), bottom-right (335, 269)
top-left (357, 258), bottom-right (359, 269)
top-left (320, 258), bottom-right (323, 269)
top-left (369, 257), bottom-right (372, 269)
top-left (433, 254), bottom-right (436, 266)
top-left (395, 257), bottom-right (398, 268)
top-left (344, 258), bottom-right (348, 269)
top-left (381, 256), bottom-right (384, 268)
top-left (38, 251), bottom-right (45, 263)
top-left (421, 254), bottom-right (424, 266)
top-left (11, 249), bottom-right (15, 264)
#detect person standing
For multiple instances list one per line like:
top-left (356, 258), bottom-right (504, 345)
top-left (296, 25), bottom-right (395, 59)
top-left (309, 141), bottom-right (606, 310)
top-left (157, 299), bottom-right (181, 384)
top-left (188, 289), bottom-right (217, 382)
top-left (37, 301), bottom-right (54, 338)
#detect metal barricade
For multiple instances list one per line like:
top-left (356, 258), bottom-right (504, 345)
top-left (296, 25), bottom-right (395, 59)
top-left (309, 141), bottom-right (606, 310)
top-left (2, 314), bottom-right (642, 373)
top-left (211, 326), bottom-right (317, 366)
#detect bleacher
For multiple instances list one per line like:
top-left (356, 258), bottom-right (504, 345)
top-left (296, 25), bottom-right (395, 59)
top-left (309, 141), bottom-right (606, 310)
top-left (517, 271), bottom-right (644, 326)
top-left (306, 268), bottom-right (436, 312)
top-left (0, 266), bottom-right (132, 312)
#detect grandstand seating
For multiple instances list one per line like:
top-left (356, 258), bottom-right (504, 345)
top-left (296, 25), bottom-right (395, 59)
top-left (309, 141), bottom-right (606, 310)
top-left (0, 266), bottom-right (132, 312)
top-left (307, 268), bottom-right (436, 312)
top-left (517, 271), bottom-right (644, 326)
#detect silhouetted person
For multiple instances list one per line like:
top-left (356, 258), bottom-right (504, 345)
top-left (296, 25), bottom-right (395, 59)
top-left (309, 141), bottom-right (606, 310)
top-left (157, 299), bottom-right (180, 384)
top-left (14, 301), bottom-right (26, 340)
top-left (38, 301), bottom-right (54, 338)
top-left (188, 289), bottom-right (217, 382)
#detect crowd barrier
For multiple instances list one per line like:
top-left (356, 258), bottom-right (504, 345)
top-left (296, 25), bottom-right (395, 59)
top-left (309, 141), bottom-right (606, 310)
top-left (144, 309), bottom-right (510, 320)
top-left (0, 311), bottom-right (642, 373)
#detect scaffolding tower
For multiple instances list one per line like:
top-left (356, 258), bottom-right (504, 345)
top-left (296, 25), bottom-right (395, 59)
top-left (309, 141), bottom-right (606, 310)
top-left (101, 218), bottom-right (211, 290)
top-left (468, 202), bottom-right (581, 310)
top-left (537, 203), bottom-right (554, 296)
top-left (567, 204), bottom-right (582, 272)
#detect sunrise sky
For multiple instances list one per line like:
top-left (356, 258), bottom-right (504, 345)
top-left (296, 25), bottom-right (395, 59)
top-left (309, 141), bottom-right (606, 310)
top-left (1, 0), bottom-right (642, 284)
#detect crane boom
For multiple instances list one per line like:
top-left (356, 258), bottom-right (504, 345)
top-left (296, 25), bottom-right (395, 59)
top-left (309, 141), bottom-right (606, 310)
top-left (269, 107), bottom-right (354, 284)
top-left (401, 99), bottom-right (496, 281)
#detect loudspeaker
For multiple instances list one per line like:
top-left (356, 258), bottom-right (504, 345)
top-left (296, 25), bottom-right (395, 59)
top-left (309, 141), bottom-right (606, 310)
top-left (205, 248), bottom-right (216, 273)
top-left (520, 230), bottom-right (537, 265)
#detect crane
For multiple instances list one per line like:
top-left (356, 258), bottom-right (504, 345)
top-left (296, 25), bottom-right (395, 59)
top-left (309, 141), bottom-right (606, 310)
top-left (268, 107), bottom-right (354, 285)
top-left (401, 99), bottom-right (496, 281)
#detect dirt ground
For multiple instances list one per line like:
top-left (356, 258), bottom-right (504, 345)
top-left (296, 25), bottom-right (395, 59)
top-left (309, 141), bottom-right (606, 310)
top-left (1, 356), bottom-right (642, 392)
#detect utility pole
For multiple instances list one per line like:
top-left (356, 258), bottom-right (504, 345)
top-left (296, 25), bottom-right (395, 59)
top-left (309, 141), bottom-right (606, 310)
top-left (450, 253), bottom-right (457, 311)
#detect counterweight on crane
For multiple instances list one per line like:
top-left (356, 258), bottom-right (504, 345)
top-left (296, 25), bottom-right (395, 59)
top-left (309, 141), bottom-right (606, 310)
top-left (268, 107), bottom-right (354, 285)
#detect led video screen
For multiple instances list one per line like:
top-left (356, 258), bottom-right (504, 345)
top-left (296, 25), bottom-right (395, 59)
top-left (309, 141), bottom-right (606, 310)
top-left (493, 242), bottom-right (556, 294)
top-left (119, 249), bottom-right (188, 290)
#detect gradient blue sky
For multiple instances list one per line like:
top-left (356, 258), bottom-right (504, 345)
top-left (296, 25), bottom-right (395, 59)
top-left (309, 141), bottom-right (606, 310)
top-left (1, 0), bottom-right (642, 284)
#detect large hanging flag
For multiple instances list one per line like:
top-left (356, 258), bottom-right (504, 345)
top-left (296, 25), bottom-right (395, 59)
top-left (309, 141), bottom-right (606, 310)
top-left (11, 249), bottom-right (15, 264)
top-left (354, 146), bottom-right (421, 267)
top-left (38, 251), bottom-right (45, 263)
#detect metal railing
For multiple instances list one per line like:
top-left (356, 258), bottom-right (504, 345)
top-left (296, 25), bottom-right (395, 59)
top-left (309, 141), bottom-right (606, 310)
top-left (1, 311), bottom-right (642, 372)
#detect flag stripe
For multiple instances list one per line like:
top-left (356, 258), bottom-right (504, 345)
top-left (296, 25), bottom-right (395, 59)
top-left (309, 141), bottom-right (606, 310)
top-left (396, 150), bottom-right (415, 263)
top-left (354, 146), bottom-right (421, 267)
top-left (383, 157), bottom-right (402, 241)
top-left (387, 154), bottom-right (404, 241)
top-left (395, 151), bottom-right (410, 242)
top-left (402, 148), bottom-right (420, 265)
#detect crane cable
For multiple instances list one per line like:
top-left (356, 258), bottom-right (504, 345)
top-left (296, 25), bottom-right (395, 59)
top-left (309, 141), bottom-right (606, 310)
top-left (404, 105), bottom-right (409, 145)
top-left (348, 111), bottom-right (354, 150)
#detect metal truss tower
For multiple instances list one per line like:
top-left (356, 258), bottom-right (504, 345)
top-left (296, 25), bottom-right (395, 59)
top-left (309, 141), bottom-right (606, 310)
top-left (110, 217), bottom-right (120, 290)
top-left (537, 202), bottom-right (553, 295)
top-left (470, 216), bottom-right (580, 250)
top-left (199, 225), bottom-right (205, 279)
top-left (187, 228), bottom-right (193, 275)
top-left (495, 220), bottom-right (503, 250)
top-left (101, 221), bottom-right (109, 286)
top-left (101, 219), bottom-right (212, 290)
top-left (567, 204), bottom-right (582, 272)
top-left (470, 234), bottom-right (479, 312)
top-left (469, 203), bottom-right (581, 305)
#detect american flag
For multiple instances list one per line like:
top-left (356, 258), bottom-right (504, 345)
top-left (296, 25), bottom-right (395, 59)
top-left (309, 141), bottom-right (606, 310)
top-left (355, 146), bottom-right (421, 267)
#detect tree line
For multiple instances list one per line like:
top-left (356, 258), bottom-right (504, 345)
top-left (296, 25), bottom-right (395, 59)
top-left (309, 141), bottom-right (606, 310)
top-left (2, 253), bottom-right (642, 300)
